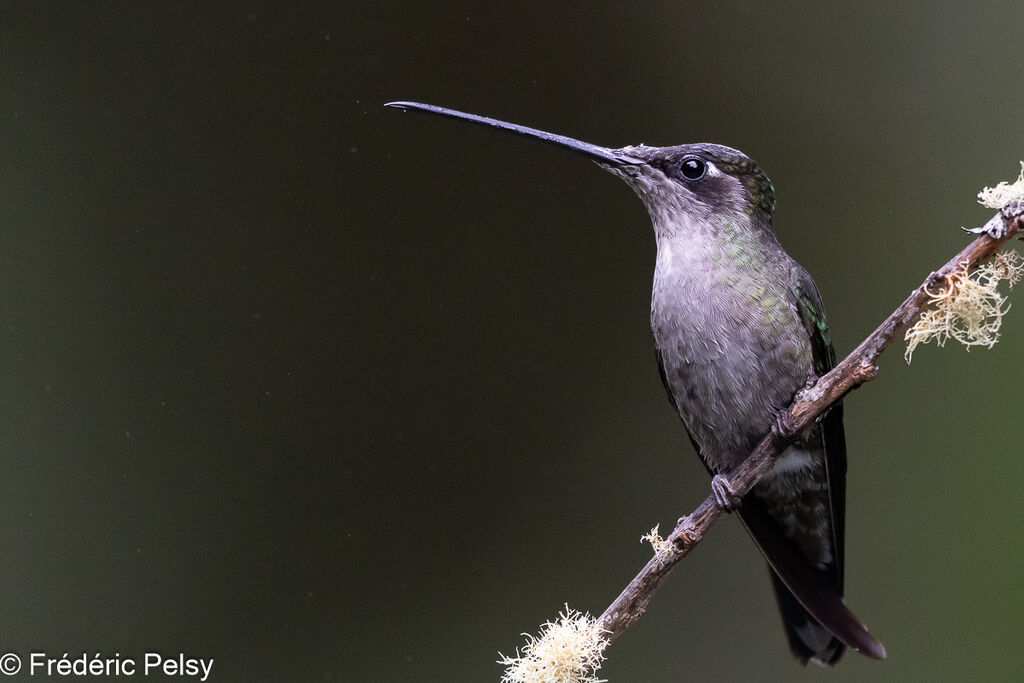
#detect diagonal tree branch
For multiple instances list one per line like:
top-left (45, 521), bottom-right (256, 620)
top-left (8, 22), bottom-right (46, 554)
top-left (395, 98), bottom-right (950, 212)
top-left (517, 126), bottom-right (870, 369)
top-left (596, 212), bottom-right (1024, 642)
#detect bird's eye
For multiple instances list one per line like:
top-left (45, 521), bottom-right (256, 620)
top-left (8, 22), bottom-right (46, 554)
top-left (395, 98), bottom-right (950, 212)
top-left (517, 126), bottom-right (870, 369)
top-left (680, 158), bottom-right (706, 180)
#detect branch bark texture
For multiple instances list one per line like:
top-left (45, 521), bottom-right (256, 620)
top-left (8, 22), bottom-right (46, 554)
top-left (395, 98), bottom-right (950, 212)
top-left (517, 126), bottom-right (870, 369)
top-left (596, 213), bottom-right (1024, 642)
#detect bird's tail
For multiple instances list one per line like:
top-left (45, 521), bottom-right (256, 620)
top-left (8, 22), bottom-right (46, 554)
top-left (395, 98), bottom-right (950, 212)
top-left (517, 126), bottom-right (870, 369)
top-left (769, 570), bottom-right (845, 665)
top-left (738, 499), bottom-right (886, 663)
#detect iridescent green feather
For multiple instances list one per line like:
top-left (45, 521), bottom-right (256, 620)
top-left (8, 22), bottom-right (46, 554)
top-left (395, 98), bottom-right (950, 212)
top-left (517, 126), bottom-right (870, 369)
top-left (715, 153), bottom-right (776, 220)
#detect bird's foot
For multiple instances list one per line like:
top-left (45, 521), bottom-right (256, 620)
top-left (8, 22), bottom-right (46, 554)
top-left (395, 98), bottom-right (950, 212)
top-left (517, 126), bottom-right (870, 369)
top-left (771, 411), bottom-right (797, 444)
top-left (710, 474), bottom-right (741, 512)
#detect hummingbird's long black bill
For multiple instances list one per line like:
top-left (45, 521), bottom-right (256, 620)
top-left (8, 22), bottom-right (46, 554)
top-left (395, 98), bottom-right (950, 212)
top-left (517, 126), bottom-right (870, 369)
top-left (385, 101), bottom-right (643, 166)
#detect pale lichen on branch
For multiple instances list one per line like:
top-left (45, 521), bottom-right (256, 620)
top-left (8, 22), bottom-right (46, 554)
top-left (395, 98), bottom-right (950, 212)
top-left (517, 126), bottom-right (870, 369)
top-left (906, 163), bottom-right (1024, 362)
top-left (640, 524), bottom-right (677, 568)
top-left (498, 606), bottom-right (609, 683)
top-left (978, 162), bottom-right (1024, 209)
top-left (904, 251), bottom-right (1023, 362)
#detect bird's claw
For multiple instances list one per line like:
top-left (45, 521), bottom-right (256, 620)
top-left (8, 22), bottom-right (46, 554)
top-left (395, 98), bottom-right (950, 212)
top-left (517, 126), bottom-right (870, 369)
top-left (771, 411), bottom-right (797, 443)
top-left (710, 474), bottom-right (741, 512)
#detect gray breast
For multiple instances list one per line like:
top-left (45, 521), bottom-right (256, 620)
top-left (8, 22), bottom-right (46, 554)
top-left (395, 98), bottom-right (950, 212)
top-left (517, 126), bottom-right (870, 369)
top-left (650, 234), bottom-right (812, 473)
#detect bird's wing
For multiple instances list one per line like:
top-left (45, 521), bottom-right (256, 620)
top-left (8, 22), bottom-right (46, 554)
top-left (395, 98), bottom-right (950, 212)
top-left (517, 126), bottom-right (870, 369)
top-left (792, 266), bottom-right (847, 589)
top-left (730, 266), bottom-right (884, 661)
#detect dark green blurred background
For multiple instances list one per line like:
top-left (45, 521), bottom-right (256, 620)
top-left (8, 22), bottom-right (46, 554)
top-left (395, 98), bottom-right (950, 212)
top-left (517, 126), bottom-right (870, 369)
top-left (0, 2), bottom-right (1021, 681)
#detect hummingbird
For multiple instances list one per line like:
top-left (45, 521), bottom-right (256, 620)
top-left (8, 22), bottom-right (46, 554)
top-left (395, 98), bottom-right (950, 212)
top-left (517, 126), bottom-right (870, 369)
top-left (385, 101), bottom-right (885, 665)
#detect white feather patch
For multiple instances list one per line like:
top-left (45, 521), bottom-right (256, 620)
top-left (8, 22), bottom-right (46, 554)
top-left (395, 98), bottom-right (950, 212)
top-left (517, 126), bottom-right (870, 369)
top-left (770, 447), bottom-right (814, 475)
